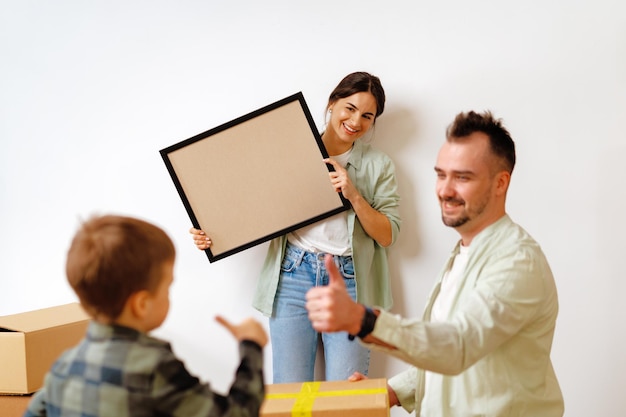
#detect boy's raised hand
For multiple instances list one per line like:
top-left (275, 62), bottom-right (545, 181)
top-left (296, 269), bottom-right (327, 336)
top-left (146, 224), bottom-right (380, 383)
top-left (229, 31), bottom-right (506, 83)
top-left (215, 316), bottom-right (268, 347)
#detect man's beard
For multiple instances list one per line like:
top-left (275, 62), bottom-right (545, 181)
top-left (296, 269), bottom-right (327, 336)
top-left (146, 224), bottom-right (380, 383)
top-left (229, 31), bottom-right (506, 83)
top-left (439, 196), bottom-right (488, 228)
top-left (442, 212), bottom-right (470, 228)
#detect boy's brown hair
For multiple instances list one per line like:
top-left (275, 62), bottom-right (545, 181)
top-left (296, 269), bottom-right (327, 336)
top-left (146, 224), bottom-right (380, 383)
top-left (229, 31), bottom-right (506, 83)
top-left (66, 215), bottom-right (176, 320)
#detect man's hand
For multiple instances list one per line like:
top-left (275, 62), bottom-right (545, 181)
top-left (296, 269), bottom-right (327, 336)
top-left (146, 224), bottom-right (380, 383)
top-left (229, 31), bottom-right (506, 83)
top-left (348, 371), bottom-right (368, 382)
top-left (347, 372), bottom-right (400, 408)
top-left (305, 254), bottom-right (365, 335)
top-left (215, 316), bottom-right (268, 347)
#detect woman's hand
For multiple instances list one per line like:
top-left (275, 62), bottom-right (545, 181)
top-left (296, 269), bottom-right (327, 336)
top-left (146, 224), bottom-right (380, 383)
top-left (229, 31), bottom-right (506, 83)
top-left (189, 227), bottom-right (211, 250)
top-left (323, 158), bottom-right (393, 247)
top-left (325, 158), bottom-right (359, 201)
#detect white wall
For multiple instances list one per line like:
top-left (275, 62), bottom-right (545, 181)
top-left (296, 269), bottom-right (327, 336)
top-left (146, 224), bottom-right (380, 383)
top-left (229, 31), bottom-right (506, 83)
top-left (1, 1), bottom-right (624, 415)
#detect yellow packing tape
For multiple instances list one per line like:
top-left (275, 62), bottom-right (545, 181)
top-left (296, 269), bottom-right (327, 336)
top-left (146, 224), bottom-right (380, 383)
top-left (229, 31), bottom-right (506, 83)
top-left (265, 381), bottom-right (387, 417)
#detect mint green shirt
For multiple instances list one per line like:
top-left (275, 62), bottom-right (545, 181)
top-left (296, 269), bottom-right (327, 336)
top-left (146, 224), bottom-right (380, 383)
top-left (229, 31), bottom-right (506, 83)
top-left (369, 215), bottom-right (564, 416)
top-left (252, 139), bottom-right (401, 316)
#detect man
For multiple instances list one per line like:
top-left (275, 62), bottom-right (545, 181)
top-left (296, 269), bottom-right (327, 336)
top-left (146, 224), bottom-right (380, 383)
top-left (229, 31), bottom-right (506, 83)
top-left (305, 111), bottom-right (564, 416)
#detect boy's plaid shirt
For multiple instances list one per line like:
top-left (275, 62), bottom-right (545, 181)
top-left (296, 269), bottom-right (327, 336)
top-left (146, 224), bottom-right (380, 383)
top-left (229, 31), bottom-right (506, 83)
top-left (24, 321), bottom-right (265, 417)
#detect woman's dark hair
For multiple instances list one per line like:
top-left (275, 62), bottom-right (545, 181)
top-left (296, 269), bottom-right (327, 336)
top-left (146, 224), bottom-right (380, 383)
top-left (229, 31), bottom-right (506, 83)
top-left (326, 72), bottom-right (386, 120)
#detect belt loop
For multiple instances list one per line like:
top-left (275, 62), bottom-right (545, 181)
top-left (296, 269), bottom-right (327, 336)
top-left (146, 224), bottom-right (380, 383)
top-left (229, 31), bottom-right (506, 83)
top-left (296, 245), bottom-right (305, 267)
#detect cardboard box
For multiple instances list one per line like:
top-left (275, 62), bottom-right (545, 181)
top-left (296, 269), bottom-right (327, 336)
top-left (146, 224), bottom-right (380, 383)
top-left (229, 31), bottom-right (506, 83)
top-left (0, 394), bottom-right (33, 417)
top-left (261, 378), bottom-right (389, 417)
top-left (0, 303), bottom-right (90, 394)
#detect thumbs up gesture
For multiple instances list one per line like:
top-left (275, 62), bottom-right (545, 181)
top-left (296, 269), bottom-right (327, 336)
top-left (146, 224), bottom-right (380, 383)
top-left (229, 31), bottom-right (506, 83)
top-left (215, 315), bottom-right (268, 348)
top-left (305, 254), bottom-right (366, 335)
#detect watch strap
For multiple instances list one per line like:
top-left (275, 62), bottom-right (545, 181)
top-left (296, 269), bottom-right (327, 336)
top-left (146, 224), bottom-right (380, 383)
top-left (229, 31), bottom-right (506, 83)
top-left (348, 305), bottom-right (377, 340)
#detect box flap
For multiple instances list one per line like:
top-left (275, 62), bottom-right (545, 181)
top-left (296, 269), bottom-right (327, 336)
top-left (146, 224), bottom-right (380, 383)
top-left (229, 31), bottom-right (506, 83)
top-left (23, 321), bottom-right (88, 393)
top-left (0, 334), bottom-right (27, 392)
top-left (0, 303), bottom-right (89, 333)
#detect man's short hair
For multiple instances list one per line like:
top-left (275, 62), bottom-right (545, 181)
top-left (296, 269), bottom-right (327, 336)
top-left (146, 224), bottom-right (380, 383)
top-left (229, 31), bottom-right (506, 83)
top-left (446, 110), bottom-right (516, 174)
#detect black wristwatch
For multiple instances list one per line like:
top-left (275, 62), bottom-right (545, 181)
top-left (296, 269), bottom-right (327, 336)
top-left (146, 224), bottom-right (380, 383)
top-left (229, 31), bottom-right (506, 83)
top-left (349, 306), bottom-right (378, 340)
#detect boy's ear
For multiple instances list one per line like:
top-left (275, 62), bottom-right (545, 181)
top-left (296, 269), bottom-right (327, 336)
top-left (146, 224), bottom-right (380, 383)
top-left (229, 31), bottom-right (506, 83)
top-left (127, 290), bottom-right (151, 319)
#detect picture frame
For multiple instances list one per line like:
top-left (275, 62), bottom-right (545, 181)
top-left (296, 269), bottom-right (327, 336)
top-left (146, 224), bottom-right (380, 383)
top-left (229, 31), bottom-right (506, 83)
top-left (160, 92), bottom-right (350, 262)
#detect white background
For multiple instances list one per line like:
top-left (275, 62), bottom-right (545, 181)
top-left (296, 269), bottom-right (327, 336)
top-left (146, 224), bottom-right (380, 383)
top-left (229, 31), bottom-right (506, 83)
top-left (1, 1), bottom-right (624, 416)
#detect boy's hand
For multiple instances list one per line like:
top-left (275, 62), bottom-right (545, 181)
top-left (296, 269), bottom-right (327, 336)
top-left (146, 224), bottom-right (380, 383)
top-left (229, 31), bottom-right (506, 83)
top-left (215, 316), bottom-right (268, 347)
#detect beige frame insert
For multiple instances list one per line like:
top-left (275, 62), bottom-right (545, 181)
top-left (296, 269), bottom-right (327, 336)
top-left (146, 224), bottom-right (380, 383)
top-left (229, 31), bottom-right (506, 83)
top-left (160, 92), bottom-right (349, 262)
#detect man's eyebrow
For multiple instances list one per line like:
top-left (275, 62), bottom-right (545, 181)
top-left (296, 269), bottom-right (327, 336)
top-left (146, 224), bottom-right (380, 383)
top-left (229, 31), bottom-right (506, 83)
top-left (434, 166), bottom-right (475, 176)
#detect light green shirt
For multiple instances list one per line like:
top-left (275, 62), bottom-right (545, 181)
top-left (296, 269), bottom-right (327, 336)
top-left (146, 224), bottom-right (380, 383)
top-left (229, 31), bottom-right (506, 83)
top-left (252, 139), bottom-right (401, 316)
top-left (369, 215), bottom-right (564, 416)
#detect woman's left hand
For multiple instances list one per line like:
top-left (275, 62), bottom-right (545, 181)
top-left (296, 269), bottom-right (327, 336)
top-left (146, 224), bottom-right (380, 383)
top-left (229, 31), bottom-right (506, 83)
top-left (323, 158), bottom-right (393, 247)
top-left (325, 158), bottom-right (359, 201)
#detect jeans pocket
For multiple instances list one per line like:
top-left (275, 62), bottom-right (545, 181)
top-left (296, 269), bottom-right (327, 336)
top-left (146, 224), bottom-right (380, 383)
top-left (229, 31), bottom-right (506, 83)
top-left (340, 256), bottom-right (355, 279)
top-left (280, 247), bottom-right (301, 273)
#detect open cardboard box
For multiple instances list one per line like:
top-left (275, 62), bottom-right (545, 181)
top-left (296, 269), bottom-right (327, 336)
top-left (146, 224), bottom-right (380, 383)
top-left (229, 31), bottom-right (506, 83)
top-left (261, 378), bottom-right (389, 417)
top-left (0, 303), bottom-right (90, 394)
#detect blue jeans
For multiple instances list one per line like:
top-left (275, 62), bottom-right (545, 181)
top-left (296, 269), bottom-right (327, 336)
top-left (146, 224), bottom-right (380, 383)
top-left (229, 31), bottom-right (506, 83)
top-left (269, 242), bottom-right (370, 383)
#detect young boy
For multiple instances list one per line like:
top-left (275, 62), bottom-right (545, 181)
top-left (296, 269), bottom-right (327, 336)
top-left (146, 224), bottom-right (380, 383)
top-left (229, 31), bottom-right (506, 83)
top-left (24, 214), bottom-right (267, 417)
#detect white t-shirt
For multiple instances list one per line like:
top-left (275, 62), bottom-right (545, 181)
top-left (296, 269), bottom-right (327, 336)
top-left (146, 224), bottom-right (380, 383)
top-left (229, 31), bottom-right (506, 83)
top-left (431, 244), bottom-right (470, 321)
top-left (287, 147), bottom-right (352, 256)
top-left (425, 244), bottom-right (469, 400)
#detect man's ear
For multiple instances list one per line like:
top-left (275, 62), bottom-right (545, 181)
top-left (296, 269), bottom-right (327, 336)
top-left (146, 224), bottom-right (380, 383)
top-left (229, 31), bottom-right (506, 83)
top-left (495, 171), bottom-right (511, 197)
top-left (127, 290), bottom-right (151, 320)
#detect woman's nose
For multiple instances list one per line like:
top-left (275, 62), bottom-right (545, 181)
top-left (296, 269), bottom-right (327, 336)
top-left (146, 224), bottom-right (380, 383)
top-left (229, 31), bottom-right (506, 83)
top-left (349, 113), bottom-right (361, 127)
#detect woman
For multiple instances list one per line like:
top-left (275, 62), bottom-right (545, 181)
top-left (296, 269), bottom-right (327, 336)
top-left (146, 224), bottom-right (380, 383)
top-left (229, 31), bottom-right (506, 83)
top-left (190, 71), bottom-right (401, 382)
